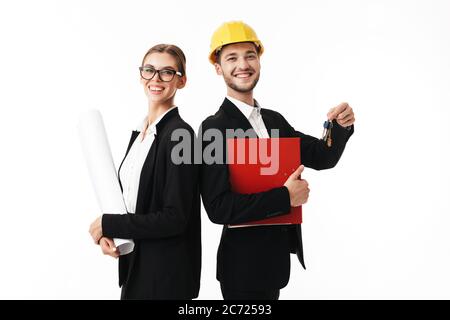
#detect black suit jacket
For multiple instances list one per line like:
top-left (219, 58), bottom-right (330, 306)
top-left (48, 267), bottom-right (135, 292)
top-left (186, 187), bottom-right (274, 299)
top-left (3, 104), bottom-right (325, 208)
top-left (200, 98), bottom-right (353, 291)
top-left (102, 108), bottom-right (201, 299)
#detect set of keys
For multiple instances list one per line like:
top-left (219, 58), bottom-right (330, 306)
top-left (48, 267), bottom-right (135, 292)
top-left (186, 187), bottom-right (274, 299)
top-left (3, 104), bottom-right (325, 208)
top-left (322, 120), bottom-right (333, 147)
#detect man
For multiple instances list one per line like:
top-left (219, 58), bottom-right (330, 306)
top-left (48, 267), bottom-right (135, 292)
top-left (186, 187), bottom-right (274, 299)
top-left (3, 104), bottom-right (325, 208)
top-left (200, 21), bottom-right (355, 300)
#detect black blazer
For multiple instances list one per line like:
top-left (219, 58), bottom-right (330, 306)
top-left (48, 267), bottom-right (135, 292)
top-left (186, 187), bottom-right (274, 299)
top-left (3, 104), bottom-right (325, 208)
top-left (200, 98), bottom-right (353, 291)
top-left (102, 108), bottom-right (201, 300)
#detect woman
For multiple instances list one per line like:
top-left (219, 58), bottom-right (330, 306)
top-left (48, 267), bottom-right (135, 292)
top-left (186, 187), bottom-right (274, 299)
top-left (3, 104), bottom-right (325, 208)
top-left (89, 44), bottom-right (201, 300)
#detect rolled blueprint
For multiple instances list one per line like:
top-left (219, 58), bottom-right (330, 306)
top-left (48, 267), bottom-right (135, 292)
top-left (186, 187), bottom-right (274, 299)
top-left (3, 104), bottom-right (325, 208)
top-left (77, 109), bottom-right (134, 255)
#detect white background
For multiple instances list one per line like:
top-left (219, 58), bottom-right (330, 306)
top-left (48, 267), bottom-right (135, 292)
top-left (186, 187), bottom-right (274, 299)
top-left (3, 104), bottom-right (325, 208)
top-left (0, 0), bottom-right (449, 299)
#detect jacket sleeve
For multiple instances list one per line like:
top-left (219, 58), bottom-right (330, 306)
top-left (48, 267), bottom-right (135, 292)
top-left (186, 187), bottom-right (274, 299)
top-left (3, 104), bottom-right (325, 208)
top-left (279, 114), bottom-right (354, 170)
top-left (102, 131), bottom-right (198, 240)
top-left (200, 123), bottom-right (291, 225)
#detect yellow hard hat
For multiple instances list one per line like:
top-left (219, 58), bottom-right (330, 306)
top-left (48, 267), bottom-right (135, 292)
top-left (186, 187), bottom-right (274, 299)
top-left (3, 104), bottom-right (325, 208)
top-left (209, 21), bottom-right (264, 64)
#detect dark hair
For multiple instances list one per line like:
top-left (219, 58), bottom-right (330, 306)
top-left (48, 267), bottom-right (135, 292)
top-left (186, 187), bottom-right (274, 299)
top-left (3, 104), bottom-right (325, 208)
top-left (141, 44), bottom-right (186, 76)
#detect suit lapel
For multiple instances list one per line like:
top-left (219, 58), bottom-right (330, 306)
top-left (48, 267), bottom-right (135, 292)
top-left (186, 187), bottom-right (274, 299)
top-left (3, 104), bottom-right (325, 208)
top-left (121, 108), bottom-right (180, 213)
top-left (260, 109), bottom-right (279, 137)
top-left (220, 98), bottom-right (254, 132)
top-left (118, 130), bottom-right (140, 192)
top-left (222, 98), bottom-right (281, 137)
top-left (134, 108), bottom-right (179, 214)
top-left (135, 133), bottom-right (159, 215)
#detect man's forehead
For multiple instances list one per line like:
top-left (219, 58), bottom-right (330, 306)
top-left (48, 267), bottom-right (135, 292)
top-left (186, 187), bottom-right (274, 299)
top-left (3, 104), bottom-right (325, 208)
top-left (221, 42), bottom-right (258, 55)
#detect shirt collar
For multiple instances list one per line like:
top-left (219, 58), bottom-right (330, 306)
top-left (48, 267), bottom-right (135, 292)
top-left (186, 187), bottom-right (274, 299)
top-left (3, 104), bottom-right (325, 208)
top-left (226, 96), bottom-right (261, 119)
top-left (136, 105), bottom-right (177, 136)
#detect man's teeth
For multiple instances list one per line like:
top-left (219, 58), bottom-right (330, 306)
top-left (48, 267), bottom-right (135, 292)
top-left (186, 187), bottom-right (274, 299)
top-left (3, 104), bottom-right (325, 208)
top-left (235, 73), bottom-right (251, 78)
top-left (149, 87), bottom-right (164, 91)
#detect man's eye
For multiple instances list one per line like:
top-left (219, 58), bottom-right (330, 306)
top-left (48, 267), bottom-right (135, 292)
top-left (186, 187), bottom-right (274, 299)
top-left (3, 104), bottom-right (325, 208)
top-left (227, 57), bottom-right (236, 62)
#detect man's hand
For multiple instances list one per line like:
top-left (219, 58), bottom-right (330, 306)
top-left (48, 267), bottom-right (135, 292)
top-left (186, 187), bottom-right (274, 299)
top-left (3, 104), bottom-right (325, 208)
top-left (89, 216), bottom-right (103, 244)
top-left (283, 165), bottom-right (310, 207)
top-left (99, 237), bottom-right (120, 258)
top-left (327, 102), bottom-right (355, 128)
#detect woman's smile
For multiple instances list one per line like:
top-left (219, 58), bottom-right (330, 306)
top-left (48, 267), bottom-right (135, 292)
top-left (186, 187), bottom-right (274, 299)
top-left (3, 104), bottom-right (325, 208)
top-left (148, 85), bottom-right (165, 95)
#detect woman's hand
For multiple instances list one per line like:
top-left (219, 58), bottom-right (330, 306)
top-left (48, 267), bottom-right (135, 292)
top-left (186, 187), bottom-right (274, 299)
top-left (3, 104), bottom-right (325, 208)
top-left (89, 215), bottom-right (103, 244)
top-left (99, 237), bottom-right (120, 258)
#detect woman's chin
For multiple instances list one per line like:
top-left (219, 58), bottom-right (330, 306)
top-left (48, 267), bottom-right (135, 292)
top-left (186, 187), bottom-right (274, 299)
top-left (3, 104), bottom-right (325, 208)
top-left (148, 95), bottom-right (166, 103)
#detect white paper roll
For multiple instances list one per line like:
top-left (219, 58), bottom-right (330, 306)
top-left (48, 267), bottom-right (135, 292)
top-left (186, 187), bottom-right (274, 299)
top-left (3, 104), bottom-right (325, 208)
top-left (78, 109), bottom-right (134, 255)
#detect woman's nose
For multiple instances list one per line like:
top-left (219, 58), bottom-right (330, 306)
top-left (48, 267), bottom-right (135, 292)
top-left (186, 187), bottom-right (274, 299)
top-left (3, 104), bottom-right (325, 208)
top-left (154, 71), bottom-right (163, 82)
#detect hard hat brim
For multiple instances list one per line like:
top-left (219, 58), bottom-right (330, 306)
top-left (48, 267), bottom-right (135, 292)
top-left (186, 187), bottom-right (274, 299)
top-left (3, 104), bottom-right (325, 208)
top-left (209, 41), bottom-right (264, 64)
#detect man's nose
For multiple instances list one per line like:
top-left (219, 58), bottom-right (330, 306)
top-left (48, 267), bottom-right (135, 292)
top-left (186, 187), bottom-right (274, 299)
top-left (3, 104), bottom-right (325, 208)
top-left (237, 57), bottom-right (250, 70)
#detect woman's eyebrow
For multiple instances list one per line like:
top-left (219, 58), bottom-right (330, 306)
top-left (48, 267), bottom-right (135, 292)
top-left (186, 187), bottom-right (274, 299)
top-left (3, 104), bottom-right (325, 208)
top-left (160, 66), bottom-right (176, 70)
top-left (143, 64), bottom-right (176, 70)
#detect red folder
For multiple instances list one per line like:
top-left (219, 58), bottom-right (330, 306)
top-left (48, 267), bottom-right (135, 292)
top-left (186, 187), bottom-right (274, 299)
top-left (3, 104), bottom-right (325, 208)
top-left (227, 137), bottom-right (302, 228)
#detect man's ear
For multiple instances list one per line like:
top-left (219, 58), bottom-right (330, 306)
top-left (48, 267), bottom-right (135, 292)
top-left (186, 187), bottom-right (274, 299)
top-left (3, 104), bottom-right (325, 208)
top-left (177, 75), bottom-right (187, 89)
top-left (214, 63), bottom-right (223, 75)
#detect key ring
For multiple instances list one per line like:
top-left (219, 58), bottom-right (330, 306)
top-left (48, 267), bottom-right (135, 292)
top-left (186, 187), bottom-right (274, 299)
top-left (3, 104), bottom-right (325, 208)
top-left (322, 120), bottom-right (333, 147)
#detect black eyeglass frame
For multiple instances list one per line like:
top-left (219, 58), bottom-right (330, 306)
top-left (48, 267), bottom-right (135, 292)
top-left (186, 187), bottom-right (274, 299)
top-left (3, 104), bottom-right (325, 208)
top-left (139, 66), bottom-right (183, 82)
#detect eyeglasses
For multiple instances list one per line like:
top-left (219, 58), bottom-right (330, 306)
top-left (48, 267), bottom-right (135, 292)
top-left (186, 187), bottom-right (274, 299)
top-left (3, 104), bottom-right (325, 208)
top-left (139, 66), bottom-right (182, 82)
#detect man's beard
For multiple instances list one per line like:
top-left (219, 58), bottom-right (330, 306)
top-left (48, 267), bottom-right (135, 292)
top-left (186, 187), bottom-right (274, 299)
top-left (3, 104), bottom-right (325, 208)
top-left (224, 72), bottom-right (260, 93)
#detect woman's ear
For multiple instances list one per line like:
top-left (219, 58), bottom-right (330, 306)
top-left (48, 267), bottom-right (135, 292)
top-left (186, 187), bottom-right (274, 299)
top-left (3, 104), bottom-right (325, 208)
top-left (177, 75), bottom-right (187, 89)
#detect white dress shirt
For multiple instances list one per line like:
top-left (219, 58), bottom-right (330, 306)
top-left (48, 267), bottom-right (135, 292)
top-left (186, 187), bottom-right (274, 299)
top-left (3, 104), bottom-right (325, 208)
top-left (119, 106), bottom-right (177, 213)
top-left (226, 96), bottom-right (270, 138)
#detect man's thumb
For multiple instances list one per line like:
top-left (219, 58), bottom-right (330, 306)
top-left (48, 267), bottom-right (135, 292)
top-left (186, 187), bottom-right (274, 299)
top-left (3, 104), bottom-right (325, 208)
top-left (289, 165), bottom-right (304, 180)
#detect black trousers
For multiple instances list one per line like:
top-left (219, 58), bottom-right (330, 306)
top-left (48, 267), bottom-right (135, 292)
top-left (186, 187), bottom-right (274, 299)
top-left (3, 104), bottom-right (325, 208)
top-left (220, 283), bottom-right (280, 300)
